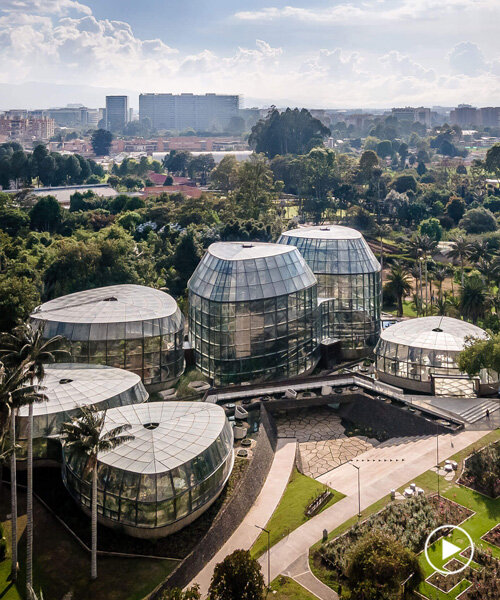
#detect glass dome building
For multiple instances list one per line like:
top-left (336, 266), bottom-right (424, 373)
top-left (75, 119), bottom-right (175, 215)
top-left (17, 363), bottom-right (148, 461)
top-left (30, 284), bottom-right (185, 391)
top-left (62, 402), bottom-right (234, 538)
top-left (278, 225), bottom-right (382, 357)
top-left (375, 316), bottom-right (498, 394)
top-left (188, 242), bottom-right (319, 385)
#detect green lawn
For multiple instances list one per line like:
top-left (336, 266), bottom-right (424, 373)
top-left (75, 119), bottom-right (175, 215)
top-left (251, 470), bottom-right (345, 559)
top-left (270, 575), bottom-right (318, 600)
top-left (385, 301), bottom-right (418, 318)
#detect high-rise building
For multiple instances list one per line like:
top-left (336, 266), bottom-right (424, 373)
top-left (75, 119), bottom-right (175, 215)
top-left (105, 95), bottom-right (129, 131)
top-left (391, 107), bottom-right (431, 127)
top-left (139, 93), bottom-right (239, 131)
top-left (480, 107), bottom-right (500, 128)
top-left (449, 104), bottom-right (479, 128)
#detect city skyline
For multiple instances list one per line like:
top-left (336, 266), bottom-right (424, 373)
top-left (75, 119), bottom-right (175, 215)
top-left (1, 1), bottom-right (499, 109)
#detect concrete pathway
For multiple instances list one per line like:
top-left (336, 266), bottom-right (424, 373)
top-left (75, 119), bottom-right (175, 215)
top-left (190, 438), bottom-right (297, 597)
top-left (258, 428), bottom-right (490, 584)
top-left (284, 552), bottom-right (338, 599)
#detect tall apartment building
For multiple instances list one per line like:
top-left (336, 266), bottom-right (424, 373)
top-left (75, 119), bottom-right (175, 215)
top-left (391, 107), bottom-right (431, 127)
top-left (449, 104), bottom-right (479, 128)
top-left (105, 96), bottom-right (129, 131)
top-left (0, 115), bottom-right (55, 140)
top-left (480, 107), bottom-right (500, 128)
top-left (139, 93), bottom-right (239, 131)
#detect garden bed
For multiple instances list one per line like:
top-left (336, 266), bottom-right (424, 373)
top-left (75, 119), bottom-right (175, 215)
top-left (426, 558), bottom-right (473, 593)
top-left (458, 441), bottom-right (500, 498)
top-left (481, 523), bottom-right (500, 550)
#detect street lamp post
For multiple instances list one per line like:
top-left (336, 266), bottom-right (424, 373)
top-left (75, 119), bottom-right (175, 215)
top-left (255, 525), bottom-right (271, 590)
top-left (348, 463), bottom-right (361, 518)
top-left (436, 422), bottom-right (440, 498)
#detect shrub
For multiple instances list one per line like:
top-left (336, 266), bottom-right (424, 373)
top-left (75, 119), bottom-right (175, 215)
top-left (459, 207), bottom-right (497, 234)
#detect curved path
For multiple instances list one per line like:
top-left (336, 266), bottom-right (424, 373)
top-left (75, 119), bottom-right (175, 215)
top-left (258, 428), bottom-right (490, 587)
top-left (190, 438), bottom-right (297, 597)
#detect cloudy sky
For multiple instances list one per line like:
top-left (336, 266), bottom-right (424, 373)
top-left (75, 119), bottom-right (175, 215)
top-left (1, 0), bottom-right (499, 108)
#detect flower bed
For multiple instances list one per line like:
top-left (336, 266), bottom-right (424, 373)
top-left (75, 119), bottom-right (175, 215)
top-left (482, 523), bottom-right (500, 550)
top-left (318, 494), bottom-right (472, 575)
top-left (458, 441), bottom-right (500, 498)
top-left (426, 559), bottom-right (473, 593)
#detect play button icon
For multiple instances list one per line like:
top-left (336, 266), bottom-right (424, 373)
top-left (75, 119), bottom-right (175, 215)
top-left (442, 539), bottom-right (461, 560)
top-left (424, 525), bottom-right (474, 575)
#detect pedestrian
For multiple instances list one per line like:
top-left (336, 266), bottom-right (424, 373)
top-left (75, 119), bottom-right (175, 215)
top-left (486, 408), bottom-right (490, 419)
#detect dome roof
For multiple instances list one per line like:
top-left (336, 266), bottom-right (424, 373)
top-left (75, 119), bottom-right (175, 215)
top-left (30, 284), bottom-right (184, 340)
top-left (380, 316), bottom-right (488, 352)
top-left (278, 225), bottom-right (380, 275)
top-left (188, 242), bottom-right (317, 301)
top-left (97, 402), bottom-right (229, 474)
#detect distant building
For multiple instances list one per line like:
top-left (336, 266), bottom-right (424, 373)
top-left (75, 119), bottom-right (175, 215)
top-left (105, 96), bottom-right (129, 131)
top-left (480, 107), bottom-right (500, 128)
top-left (391, 107), bottom-right (431, 127)
top-left (0, 115), bottom-right (55, 141)
top-left (450, 104), bottom-right (479, 128)
top-left (139, 93), bottom-right (239, 131)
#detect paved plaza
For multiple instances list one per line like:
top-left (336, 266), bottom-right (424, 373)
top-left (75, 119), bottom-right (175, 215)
top-left (274, 407), bottom-right (380, 478)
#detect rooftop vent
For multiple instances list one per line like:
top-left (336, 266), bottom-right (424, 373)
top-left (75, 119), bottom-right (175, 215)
top-left (103, 296), bottom-right (118, 302)
top-left (320, 227), bottom-right (330, 231)
top-left (59, 378), bottom-right (73, 385)
top-left (143, 422), bottom-right (159, 430)
top-left (432, 327), bottom-right (443, 332)
top-left (242, 243), bottom-right (254, 248)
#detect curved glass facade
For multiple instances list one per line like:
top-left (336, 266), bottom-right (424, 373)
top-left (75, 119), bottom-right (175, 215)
top-left (188, 242), bottom-right (319, 385)
top-left (17, 364), bottom-right (148, 460)
top-left (278, 226), bottom-right (381, 354)
top-left (375, 316), bottom-right (497, 390)
top-left (31, 285), bottom-right (185, 387)
top-left (62, 402), bottom-right (234, 536)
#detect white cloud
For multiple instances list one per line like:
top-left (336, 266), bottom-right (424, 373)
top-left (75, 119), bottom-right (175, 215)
top-left (448, 41), bottom-right (487, 76)
top-left (0, 1), bottom-right (499, 108)
top-left (1, 0), bottom-right (91, 16)
top-left (234, 0), bottom-right (497, 24)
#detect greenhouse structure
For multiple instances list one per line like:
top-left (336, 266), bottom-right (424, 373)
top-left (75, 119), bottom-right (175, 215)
top-left (278, 225), bottom-right (381, 357)
top-left (374, 316), bottom-right (499, 395)
top-left (188, 242), bottom-right (320, 385)
top-left (17, 363), bottom-right (148, 461)
top-left (30, 284), bottom-right (185, 390)
top-left (62, 402), bottom-right (234, 538)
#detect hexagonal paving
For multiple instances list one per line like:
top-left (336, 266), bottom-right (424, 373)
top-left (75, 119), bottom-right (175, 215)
top-left (274, 407), bottom-right (380, 479)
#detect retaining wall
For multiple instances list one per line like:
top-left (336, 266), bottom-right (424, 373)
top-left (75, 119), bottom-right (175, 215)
top-left (146, 404), bottom-right (277, 597)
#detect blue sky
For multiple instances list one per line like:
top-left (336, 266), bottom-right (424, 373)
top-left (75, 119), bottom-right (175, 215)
top-left (1, 0), bottom-right (499, 108)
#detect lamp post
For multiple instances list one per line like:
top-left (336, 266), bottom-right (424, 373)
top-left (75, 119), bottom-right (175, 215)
top-left (255, 525), bottom-right (271, 590)
top-left (436, 421), bottom-right (440, 498)
top-left (348, 463), bottom-right (361, 517)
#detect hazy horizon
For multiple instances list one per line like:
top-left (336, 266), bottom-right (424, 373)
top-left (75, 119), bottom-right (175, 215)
top-left (1, 1), bottom-right (499, 110)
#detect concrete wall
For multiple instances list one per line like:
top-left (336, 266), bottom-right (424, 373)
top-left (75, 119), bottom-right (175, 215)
top-left (146, 405), bottom-right (277, 597)
top-left (338, 394), bottom-right (452, 437)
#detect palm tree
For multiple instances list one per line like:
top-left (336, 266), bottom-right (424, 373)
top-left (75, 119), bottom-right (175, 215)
top-left (448, 235), bottom-right (469, 287)
top-left (460, 277), bottom-right (488, 324)
top-left (385, 262), bottom-right (412, 317)
top-left (407, 236), bottom-right (423, 310)
top-left (434, 267), bottom-right (447, 302)
top-left (0, 324), bottom-right (66, 593)
top-left (409, 265), bottom-right (421, 315)
top-left (466, 239), bottom-right (494, 264)
top-left (418, 234), bottom-right (438, 315)
top-left (0, 362), bottom-right (44, 582)
top-left (61, 406), bottom-right (133, 579)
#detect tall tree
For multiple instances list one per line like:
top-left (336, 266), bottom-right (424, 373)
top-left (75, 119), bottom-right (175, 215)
top-left (0, 324), bottom-right (66, 594)
top-left (61, 406), bottom-right (133, 579)
top-left (248, 107), bottom-right (330, 158)
top-left (448, 235), bottom-right (469, 287)
top-left (384, 262), bottom-right (412, 317)
top-left (460, 276), bottom-right (488, 324)
top-left (208, 549), bottom-right (265, 600)
top-left (90, 130), bottom-right (113, 157)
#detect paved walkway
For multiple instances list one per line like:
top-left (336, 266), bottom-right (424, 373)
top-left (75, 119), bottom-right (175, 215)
top-left (258, 428), bottom-right (490, 586)
top-left (190, 438), bottom-right (297, 597)
top-left (284, 553), bottom-right (338, 599)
